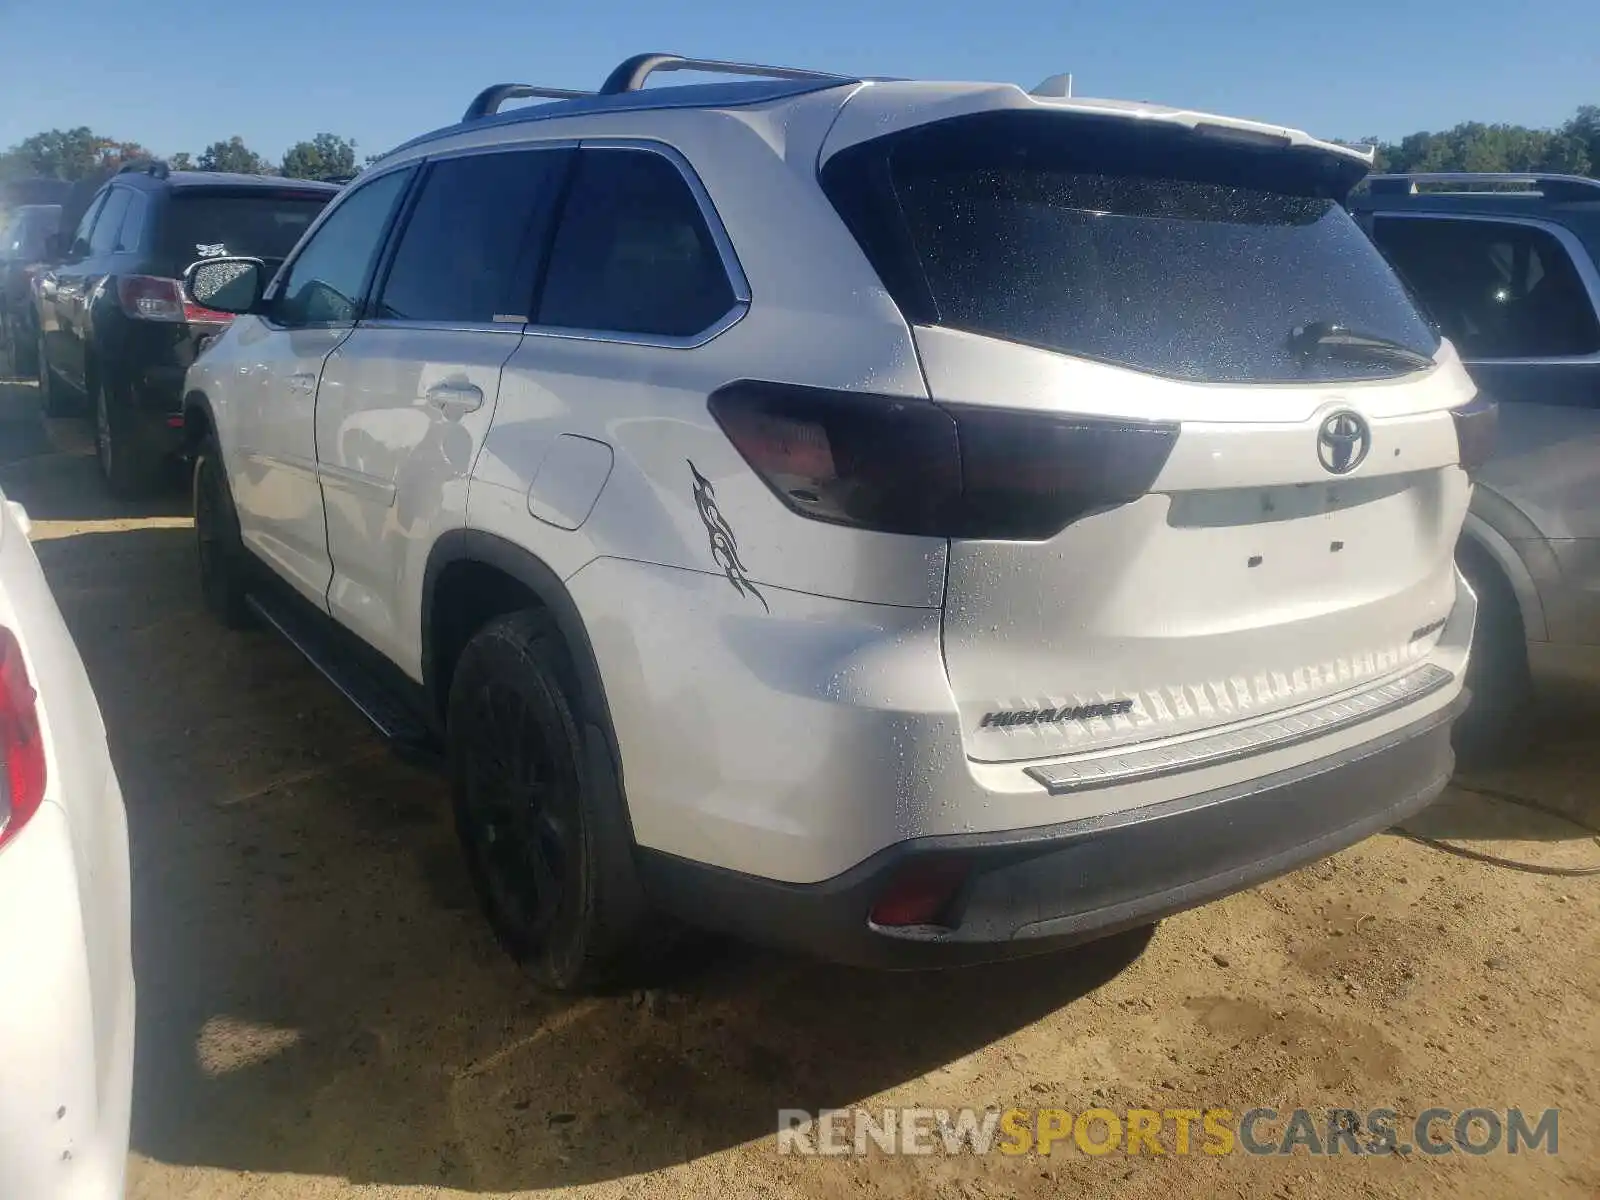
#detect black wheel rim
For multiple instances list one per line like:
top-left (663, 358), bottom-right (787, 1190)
top-left (459, 679), bottom-right (577, 949)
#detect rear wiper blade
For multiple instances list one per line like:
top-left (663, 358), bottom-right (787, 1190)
top-left (1288, 321), bottom-right (1435, 370)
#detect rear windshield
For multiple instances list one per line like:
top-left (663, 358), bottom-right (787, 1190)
top-left (160, 191), bottom-right (331, 269)
top-left (1, 207), bottom-right (58, 258)
top-left (822, 111), bottom-right (1440, 383)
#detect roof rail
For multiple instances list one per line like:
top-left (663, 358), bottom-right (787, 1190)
top-left (598, 52), bottom-right (854, 95)
top-left (116, 158), bottom-right (170, 180)
top-left (1366, 172), bottom-right (1600, 202)
top-left (464, 84), bottom-right (595, 121)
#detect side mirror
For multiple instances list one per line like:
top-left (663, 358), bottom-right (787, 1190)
top-left (184, 257), bottom-right (267, 316)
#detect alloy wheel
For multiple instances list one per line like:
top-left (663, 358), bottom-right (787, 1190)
top-left (458, 679), bottom-right (578, 950)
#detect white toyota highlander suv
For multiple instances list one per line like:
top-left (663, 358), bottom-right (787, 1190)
top-left (179, 53), bottom-right (1489, 989)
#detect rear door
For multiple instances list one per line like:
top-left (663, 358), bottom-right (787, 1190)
top-left (41, 188), bottom-right (110, 390)
top-left (70, 185), bottom-right (137, 390)
top-left (823, 108), bottom-right (1476, 763)
top-left (316, 146), bottom-right (570, 676)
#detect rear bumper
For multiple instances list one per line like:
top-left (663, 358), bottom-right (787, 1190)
top-left (639, 691), bottom-right (1463, 969)
top-left (97, 311), bottom-right (212, 428)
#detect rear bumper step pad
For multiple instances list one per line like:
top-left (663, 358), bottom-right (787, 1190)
top-left (1025, 663), bottom-right (1454, 795)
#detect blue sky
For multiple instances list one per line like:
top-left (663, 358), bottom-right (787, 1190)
top-left (1, 0), bottom-right (1594, 162)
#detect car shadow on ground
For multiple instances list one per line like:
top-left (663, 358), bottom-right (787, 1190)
top-left (9, 421), bottom-right (1156, 1190)
top-left (1406, 674), bottom-right (1600, 848)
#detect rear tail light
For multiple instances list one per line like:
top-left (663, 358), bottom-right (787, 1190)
top-left (116, 275), bottom-right (234, 325)
top-left (708, 382), bottom-right (1178, 541)
top-left (1451, 392), bottom-right (1497, 475)
top-left (0, 627), bottom-right (45, 852)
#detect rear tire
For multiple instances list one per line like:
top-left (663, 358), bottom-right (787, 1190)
top-left (10, 325), bottom-right (38, 380)
top-left (36, 336), bottom-right (74, 417)
top-left (192, 433), bottom-right (253, 629)
top-left (1452, 542), bottom-right (1533, 768)
top-left (448, 609), bottom-right (657, 992)
top-left (94, 374), bottom-right (162, 499)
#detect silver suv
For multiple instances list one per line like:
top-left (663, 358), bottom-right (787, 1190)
top-left (181, 53), bottom-right (1485, 989)
top-left (1351, 173), bottom-right (1600, 759)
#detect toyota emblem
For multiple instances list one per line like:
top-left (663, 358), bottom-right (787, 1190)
top-left (1317, 410), bottom-right (1371, 475)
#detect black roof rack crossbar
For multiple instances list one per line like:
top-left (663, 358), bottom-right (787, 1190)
top-left (1366, 172), bottom-right (1600, 202)
top-left (116, 158), bottom-right (170, 180)
top-left (464, 84), bottom-right (596, 121)
top-left (599, 53), bottom-right (854, 95)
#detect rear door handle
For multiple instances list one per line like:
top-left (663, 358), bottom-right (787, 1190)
top-left (425, 381), bottom-right (484, 419)
top-left (287, 372), bottom-right (317, 395)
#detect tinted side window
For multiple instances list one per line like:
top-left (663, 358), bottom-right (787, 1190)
top-left (538, 149), bottom-right (736, 338)
top-left (88, 189), bottom-right (133, 255)
top-left (1372, 217), bottom-right (1600, 359)
top-left (376, 149), bottom-right (568, 324)
top-left (273, 169), bottom-right (412, 327)
top-left (70, 191), bottom-right (109, 255)
top-left (117, 191), bottom-right (149, 253)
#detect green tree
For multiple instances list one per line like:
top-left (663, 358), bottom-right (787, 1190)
top-left (197, 136), bottom-right (271, 175)
top-left (0, 127), bottom-right (151, 180)
top-left (1374, 118), bottom-right (1592, 176)
top-left (169, 151), bottom-right (194, 171)
top-left (1562, 105), bottom-right (1600, 173)
top-left (1540, 134), bottom-right (1591, 175)
top-left (280, 133), bottom-right (357, 181)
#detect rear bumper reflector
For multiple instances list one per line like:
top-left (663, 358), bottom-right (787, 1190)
top-left (1025, 663), bottom-right (1455, 795)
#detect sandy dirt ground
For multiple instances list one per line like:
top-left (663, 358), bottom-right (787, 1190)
top-left (0, 367), bottom-right (1595, 1200)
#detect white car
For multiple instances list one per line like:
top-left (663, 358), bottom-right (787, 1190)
top-left (0, 492), bottom-right (134, 1196)
top-left (181, 53), bottom-right (1483, 988)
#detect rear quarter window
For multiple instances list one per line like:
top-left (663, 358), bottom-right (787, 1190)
top-left (823, 111), bottom-right (1440, 384)
top-left (536, 148), bottom-right (736, 339)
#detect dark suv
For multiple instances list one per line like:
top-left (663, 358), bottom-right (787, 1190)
top-left (1350, 172), bottom-right (1600, 755)
top-left (34, 162), bottom-right (338, 494)
top-left (1, 204), bottom-right (61, 377)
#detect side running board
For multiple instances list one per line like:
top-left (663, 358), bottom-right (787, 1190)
top-left (245, 589), bottom-right (443, 769)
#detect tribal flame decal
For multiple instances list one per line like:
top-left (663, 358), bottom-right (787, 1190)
top-left (688, 460), bottom-right (769, 613)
